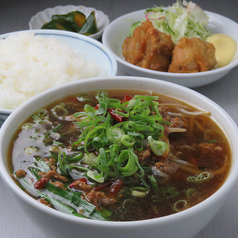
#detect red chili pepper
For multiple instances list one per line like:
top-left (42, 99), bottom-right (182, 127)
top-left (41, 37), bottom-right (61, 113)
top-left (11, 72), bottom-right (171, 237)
top-left (69, 183), bottom-right (74, 188)
top-left (68, 178), bottom-right (87, 188)
top-left (95, 105), bottom-right (123, 122)
top-left (107, 108), bottom-right (123, 123)
top-left (121, 95), bottom-right (133, 103)
top-left (34, 177), bottom-right (48, 189)
top-left (95, 95), bottom-right (133, 122)
top-left (94, 104), bottom-right (100, 110)
top-left (94, 181), bottom-right (112, 191)
top-left (108, 179), bottom-right (123, 196)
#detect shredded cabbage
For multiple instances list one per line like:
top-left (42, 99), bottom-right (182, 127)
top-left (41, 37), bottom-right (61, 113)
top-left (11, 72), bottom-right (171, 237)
top-left (131, 0), bottom-right (212, 43)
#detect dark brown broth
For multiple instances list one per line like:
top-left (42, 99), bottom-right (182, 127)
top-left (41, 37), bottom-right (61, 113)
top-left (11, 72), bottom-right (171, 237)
top-left (9, 89), bottom-right (231, 221)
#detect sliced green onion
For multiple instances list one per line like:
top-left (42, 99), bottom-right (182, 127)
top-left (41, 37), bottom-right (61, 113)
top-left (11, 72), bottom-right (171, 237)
top-left (117, 149), bottom-right (138, 177)
top-left (37, 161), bottom-right (51, 172)
top-left (107, 127), bottom-right (125, 144)
top-left (131, 187), bottom-right (150, 198)
top-left (187, 172), bottom-right (211, 183)
top-left (97, 148), bottom-right (110, 180)
top-left (22, 123), bottom-right (33, 130)
top-left (114, 108), bottom-right (129, 117)
top-left (31, 114), bottom-right (43, 123)
top-left (58, 152), bottom-right (83, 174)
top-left (24, 146), bottom-right (38, 154)
top-left (83, 153), bottom-right (98, 165)
top-left (121, 135), bottom-right (135, 147)
top-left (174, 200), bottom-right (187, 212)
top-left (92, 137), bottom-right (104, 149)
top-left (108, 164), bottom-right (119, 178)
top-left (52, 124), bottom-right (62, 133)
top-left (51, 105), bottom-right (68, 117)
top-left (107, 98), bottom-right (122, 108)
top-left (53, 141), bottom-right (66, 148)
top-left (71, 91), bottom-right (166, 181)
top-left (148, 174), bottom-right (159, 192)
top-left (73, 111), bottom-right (88, 118)
top-left (139, 176), bottom-right (150, 188)
top-left (84, 125), bottom-right (106, 154)
top-left (69, 165), bottom-right (90, 173)
top-left (37, 109), bottom-right (48, 117)
top-left (75, 120), bottom-right (98, 128)
top-left (34, 156), bottom-right (41, 161)
top-left (66, 153), bottom-right (83, 163)
top-left (87, 170), bottom-right (104, 183)
top-left (134, 95), bottom-right (159, 101)
top-left (148, 136), bottom-right (168, 156)
top-left (84, 104), bottom-right (96, 113)
top-left (186, 188), bottom-right (197, 198)
top-left (109, 144), bottom-right (120, 162)
top-left (49, 145), bottom-right (61, 152)
top-left (126, 98), bottom-right (141, 110)
top-left (58, 152), bottom-right (69, 175)
top-left (127, 132), bottom-right (144, 140)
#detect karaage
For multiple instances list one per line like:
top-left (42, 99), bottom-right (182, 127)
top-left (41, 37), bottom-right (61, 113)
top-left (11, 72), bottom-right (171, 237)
top-left (168, 37), bottom-right (217, 73)
top-left (122, 20), bottom-right (174, 72)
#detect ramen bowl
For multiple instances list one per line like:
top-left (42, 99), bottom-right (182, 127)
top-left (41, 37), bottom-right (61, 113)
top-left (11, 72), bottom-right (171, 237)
top-left (0, 76), bottom-right (238, 238)
top-left (102, 10), bottom-right (238, 88)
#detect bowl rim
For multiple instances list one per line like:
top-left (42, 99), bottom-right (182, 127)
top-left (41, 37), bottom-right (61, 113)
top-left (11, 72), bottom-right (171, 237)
top-left (0, 29), bottom-right (118, 115)
top-left (29, 5), bottom-right (110, 39)
top-left (102, 9), bottom-right (238, 78)
top-left (1, 76), bottom-right (238, 227)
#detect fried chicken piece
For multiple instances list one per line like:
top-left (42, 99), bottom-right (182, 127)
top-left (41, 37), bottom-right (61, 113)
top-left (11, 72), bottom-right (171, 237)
top-left (122, 20), bottom-right (174, 72)
top-left (168, 37), bottom-right (217, 73)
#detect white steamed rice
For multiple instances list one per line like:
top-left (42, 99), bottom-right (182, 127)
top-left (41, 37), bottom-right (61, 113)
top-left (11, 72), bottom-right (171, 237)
top-left (0, 32), bottom-right (107, 110)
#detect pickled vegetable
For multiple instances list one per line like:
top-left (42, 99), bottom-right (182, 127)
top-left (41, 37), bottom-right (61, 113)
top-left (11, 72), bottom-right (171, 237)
top-left (42, 18), bottom-right (80, 32)
top-left (52, 11), bottom-right (86, 29)
top-left (41, 10), bottom-right (98, 35)
top-left (79, 11), bottom-right (98, 35)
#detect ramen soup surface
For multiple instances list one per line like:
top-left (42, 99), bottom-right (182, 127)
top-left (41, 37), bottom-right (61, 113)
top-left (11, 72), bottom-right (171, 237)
top-left (10, 90), bottom-right (231, 221)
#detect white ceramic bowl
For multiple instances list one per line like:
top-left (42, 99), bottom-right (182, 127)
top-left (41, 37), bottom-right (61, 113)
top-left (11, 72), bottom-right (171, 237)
top-left (0, 29), bottom-right (117, 125)
top-left (29, 5), bottom-right (110, 40)
top-left (0, 76), bottom-right (238, 238)
top-left (102, 10), bottom-right (238, 88)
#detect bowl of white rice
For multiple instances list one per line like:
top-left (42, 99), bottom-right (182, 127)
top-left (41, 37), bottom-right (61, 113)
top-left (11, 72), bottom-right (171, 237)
top-left (0, 29), bottom-right (117, 125)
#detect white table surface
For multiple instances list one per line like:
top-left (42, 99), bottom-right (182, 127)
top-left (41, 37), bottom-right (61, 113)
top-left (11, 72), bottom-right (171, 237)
top-left (0, 0), bottom-right (238, 237)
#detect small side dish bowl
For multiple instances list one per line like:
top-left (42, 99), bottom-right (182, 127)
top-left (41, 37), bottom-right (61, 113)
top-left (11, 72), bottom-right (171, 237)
top-left (0, 29), bottom-right (117, 123)
top-left (29, 5), bottom-right (110, 40)
top-left (102, 10), bottom-right (238, 88)
top-left (0, 76), bottom-right (238, 238)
